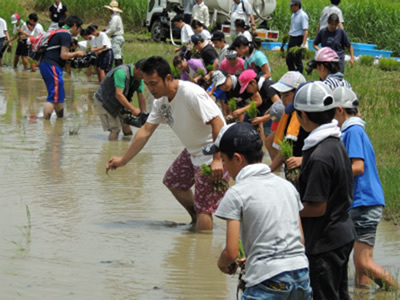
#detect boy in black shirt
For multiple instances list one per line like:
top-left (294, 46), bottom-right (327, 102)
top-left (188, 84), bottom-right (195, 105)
top-left (293, 81), bottom-right (355, 300)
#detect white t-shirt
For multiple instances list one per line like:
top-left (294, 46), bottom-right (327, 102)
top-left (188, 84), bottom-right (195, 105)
top-left (231, 0), bottom-right (253, 31)
top-left (237, 30), bottom-right (252, 42)
top-left (192, 2), bottom-right (210, 28)
top-left (216, 164), bottom-right (309, 288)
top-left (147, 80), bottom-right (225, 166)
top-left (0, 18), bottom-right (8, 38)
top-left (93, 31), bottom-right (111, 50)
top-left (181, 24), bottom-right (194, 45)
top-left (31, 23), bottom-right (44, 37)
top-left (319, 5), bottom-right (344, 30)
top-left (199, 29), bottom-right (211, 42)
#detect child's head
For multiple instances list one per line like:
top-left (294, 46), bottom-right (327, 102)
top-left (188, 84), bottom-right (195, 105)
top-left (239, 69), bottom-right (258, 94)
top-left (331, 0), bottom-right (341, 5)
top-left (212, 70), bottom-right (232, 91)
top-left (172, 55), bottom-right (187, 71)
top-left (327, 14), bottom-right (339, 32)
top-left (191, 34), bottom-right (204, 50)
top-left (203, 122), bottom-right (264, 179)
top-left (230, 35), bottom-right (252, 57)
top-left (333, 86), bottom-right (359, 126)
top-left (172, 14), bottom-right (185, 28)
top-left (271, 71), bottom-right (306, 108)
top-left (191, 19), bottom-right (204, 34)
top-left (294, 81), bottom-right (337, 131)
top-left (225, 50), bottom-right (238, 66)
top-left (211, 31), bottom-right (225, 49)
top-left (234, 19), bottom-right (247, 32)
top-left (315, 47), bottom-right (340, 78)
top-left (11, 13), bottom-right (21, 25)
top-left (87, 24), bottom-right (99, 36)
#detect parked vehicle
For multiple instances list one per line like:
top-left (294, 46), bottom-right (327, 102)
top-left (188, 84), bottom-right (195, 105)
top-left (144, 0), bottom-right (277, 42)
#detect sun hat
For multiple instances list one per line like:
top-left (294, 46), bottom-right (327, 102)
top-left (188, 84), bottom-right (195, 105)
top-left (289, 0), bottom-right (301, 5)
top-left (212, 70), bottom-right (229, 88)
top-left (211, 31), bottom-right (225, 41)
top-left (11, 13), bottom-right (20, 24)
top-left (293, 81), bottom-right (336, 112)
top-left (239, 69), bottom-right (257, 94)
top-left (225, 50), bottom-right (238, 59)
top-left (271, 71), bottom-right (306, 93)
top-left (203, 122), bottom-right (261, 155)
top-left (104, 1), bottom-right (123, 13)
top-left (314, 47), bottom-right (339, 62)
top-left (332, 86), bottom-right (359, 108)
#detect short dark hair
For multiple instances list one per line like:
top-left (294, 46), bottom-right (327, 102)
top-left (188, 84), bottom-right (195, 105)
top-left (141, 56), bottom-right (172, 81)
top-left (224, 138), bottom-right (264, 164)
top-left (316, 61), bottom-right (341, 74)
top-left (61, 15), bottom-right (83, 29)
top-left (87, 24), bottom-right (99, 34)
top-left (345, 108), bottom-right (359, 115)
top-left (328, 13), bottom-right (339, 24)
top-left (80, 28), bottom-right (89, 37)
top-left (296, 108), bottom-right (336, 125)
top-left (172, 14), bottom-right (184, 23)
top-left (331, 0), bottom-right (341, 5)
top-left (234, 18), bottom-right (249, 30)
top-left (28, 13), bottom-right (38, 22)
top-left (172, 55), bottom-right (184, 67)
top-left (134, 58), bottom-right (147, 70)
top-left (190, 19), bottom-right (204, 29)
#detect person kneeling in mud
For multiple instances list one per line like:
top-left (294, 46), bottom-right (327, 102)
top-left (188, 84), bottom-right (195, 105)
top-left (107, 56), bottom-right (229, 231)
top-left (94, 58), bottom-right (148, 140)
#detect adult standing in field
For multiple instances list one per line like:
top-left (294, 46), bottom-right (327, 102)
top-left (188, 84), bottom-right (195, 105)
top-left (94, 59), bottom-right (148, 140)
top-left (313, 14), bottom-right (354, 73)
top-left (48, 0), bottom-right (68, 31)
top-left (0, 17), bottom-right (12, 67)
top-left (192, 0), bottom-right (210, 28)
top-left (107, 56), bottom-right (229, 231)
top-left (105, 1), bottom-right (125, 67)
top-left (230, 0), bottom-right (256, 35)
top-left (286, 0), bottom-right (309, 74)
top-left (40, 15), bottom-right (84, 120)
top-left (317, 0), bottom-right (344, 32)
top-left (182, 0), bottom-right (195, 25)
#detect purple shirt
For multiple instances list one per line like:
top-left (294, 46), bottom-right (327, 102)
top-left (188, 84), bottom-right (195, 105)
top-left (180, 58), bottom-right (207, 82)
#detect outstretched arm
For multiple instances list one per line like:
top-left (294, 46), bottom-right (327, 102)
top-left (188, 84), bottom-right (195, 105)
top-left (208, 116), bottom-right (225, 182)
top-left (107, 122), bottom-right (159, 170)
top-left (218, 219), bottom-right (240, 274)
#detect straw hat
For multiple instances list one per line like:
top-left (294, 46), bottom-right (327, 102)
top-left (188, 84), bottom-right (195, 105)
top-left (104, 1), bottom-right (123, 13)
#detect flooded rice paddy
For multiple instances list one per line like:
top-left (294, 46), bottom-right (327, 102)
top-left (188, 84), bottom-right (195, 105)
top-left (0, 68), bottom-right (399, 299)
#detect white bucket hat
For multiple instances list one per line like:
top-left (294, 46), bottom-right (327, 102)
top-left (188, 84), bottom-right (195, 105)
top-left (104, 1), bottom-right (123, 13)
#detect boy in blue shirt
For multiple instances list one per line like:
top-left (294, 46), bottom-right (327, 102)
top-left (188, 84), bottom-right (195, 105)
top-left (333, 87), bottom-right (399, 290)
top-left (203, 122), bottom-right (312, 299)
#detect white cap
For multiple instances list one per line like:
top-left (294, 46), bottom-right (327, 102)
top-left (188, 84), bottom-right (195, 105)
top-left (333, 87), bottom-right (359, 108)
top-left (294, 81), bottom-right (336, 112)
top-left (271, 71), bottom-right (306, 93)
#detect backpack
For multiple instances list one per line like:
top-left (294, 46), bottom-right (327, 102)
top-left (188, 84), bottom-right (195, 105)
top-left (27, 28), bottom-right (70, 55)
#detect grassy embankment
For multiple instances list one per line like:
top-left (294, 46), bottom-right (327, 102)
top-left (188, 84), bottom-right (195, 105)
top-left (2, 0), bottom-right (399, 222)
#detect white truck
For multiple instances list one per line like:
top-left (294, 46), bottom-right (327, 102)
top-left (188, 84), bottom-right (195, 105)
top-left (144, 0), bottom-right (277, 42)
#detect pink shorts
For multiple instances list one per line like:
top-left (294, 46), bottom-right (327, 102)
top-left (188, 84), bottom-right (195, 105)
top-left (163, 149), bottom-right (230, 214)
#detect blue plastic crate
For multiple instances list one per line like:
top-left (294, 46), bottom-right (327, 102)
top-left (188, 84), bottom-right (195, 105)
top-left (261, 42), bottom-right (287, 50)
top-left (353, 48), bottom-right (393, 57)
top-left (352, 43), bottom-right (377, 50)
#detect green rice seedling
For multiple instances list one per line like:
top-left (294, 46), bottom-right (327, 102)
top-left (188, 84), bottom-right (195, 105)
top-left (11, 205), bottom-right (31, 253)
top-left (238, 239), bottom-right (245, 259)
top-left (197, 68), bottom-right (206, 77)
top-left (288, 46), bottom-right (302, 56)
top-left (228, 99), bottom-right (237, 112)
top-left (199, 164), bottom-right (229, 194)
top-left (378, 58), bottom-right (400, 72)
top-left (279, 139), bottom-right (300, 185)
top-left (170, 64), bottom-right (181, 79)
top-left (246, 100), bottom-right (258, 119)
top-left (359, 55), bottom-right (375, 66)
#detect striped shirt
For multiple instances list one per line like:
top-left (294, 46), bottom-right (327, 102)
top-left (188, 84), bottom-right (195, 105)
top-left (323, 73), bottom-right (352, 90)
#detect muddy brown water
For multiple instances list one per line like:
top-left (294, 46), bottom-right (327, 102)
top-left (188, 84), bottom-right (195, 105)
top-left (0, 68), bottom-right (399, 299)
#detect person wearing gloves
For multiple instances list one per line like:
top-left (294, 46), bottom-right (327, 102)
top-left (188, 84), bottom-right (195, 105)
top-left (105, 1), bottom-right (125, 67)
top-left (286, 0), bottom-right (309, 74)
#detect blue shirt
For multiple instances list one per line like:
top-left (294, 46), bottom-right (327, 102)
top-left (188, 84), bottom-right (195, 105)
top-left (245, 49), bottom-right (271, 78)
top-left (341, 120), bottom-right (385, 209)
top-left (289, 9), bottom-right (309, 36)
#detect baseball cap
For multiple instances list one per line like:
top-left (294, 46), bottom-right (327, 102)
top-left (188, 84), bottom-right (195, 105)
top-left (212, 70), bottom-right (229, 88)
top-left (11, 13), bottom-right (20, 24)
top-left (271, 71), bottom-right (306, 93)
top-left (239, 69), bottom-right (257, 94)
top-left (293, 81), bottom-right (336, 112)
top-left (191, 34), bottom-right (203, 45)
top-left (229, 35), bottom-right (249, 50)
top-left (270, 100), bottom-right (285, 122)
top-left (225, 50), bottom-right (238, 59)
top-left (211, 31), bottom-right (225, 41)
top-left (333, 87), bottom-right (359, 108)
top-left (289, 0), bottom-right (301, 5)
top-left (203, 122), bottom-right (261, 155)
top-left (314, 47), bottom-right (339, 62)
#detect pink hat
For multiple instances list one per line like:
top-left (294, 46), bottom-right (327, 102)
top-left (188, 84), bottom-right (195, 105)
top-left (314, 47), bottom-right (339, 62)
top-left (239, 69), bottom-right (257, 94)
top-left (11, 13), bottom-right (20, 24)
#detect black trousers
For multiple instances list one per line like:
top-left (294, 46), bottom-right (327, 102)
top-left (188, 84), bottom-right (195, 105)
top-left (307, 240), bottom-right (354, 300)
top-left (286, 35), bottom-right (304, 74)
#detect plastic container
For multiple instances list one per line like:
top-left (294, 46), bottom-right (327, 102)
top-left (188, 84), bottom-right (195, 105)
top-left (261, 41), bottom-right (287, 50)
top-left (351, 43), bottom-right (377, 50)
top-left (353, 48), bottom-right (393, 57)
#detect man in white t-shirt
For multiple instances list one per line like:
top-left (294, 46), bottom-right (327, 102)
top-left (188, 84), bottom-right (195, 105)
top-left (230, 0), bottom-right (256, 34)
top-left (107, 56), bottom-right (229, 231)
top-left (192, 0), bottom-right (210, 28)
top-left (0, 17), bottom-right (12, 66)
